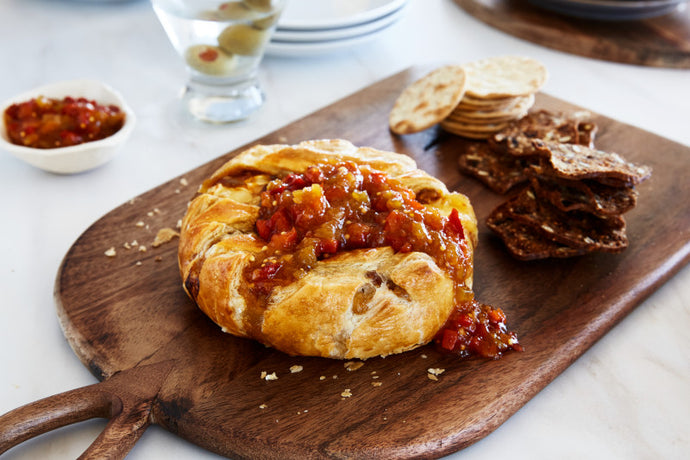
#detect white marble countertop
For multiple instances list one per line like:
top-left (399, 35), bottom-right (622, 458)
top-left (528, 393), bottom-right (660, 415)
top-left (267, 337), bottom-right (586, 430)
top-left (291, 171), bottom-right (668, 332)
top-left (0, 0), bottom-right (688, 458)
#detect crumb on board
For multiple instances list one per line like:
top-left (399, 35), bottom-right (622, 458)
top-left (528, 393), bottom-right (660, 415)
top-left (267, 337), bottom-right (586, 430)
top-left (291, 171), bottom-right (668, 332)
top-left (344, 361), bottom-right (364, 371)
top-left (290, 365), bottom-right (303, 373)
top-left (152, 227), bottom-right (180, 248)
top-left (341, 389), bottom-right (352, 398)
top-left (427, 368), bottom-right (445, 381)
top-left (261, 371), bottom-right (278, 381)
top-left (104, 247), bottom-right (116, 257)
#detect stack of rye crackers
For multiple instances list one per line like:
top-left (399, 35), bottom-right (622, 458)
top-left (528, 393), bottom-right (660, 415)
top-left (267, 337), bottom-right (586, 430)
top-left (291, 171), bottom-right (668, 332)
top-left (389, 55), bottom-right (652, 260)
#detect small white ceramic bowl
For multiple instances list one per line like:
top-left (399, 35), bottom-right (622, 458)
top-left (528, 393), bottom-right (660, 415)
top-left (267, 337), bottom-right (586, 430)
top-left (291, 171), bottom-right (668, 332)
top-left (0, 79), bottom-right (136, 174)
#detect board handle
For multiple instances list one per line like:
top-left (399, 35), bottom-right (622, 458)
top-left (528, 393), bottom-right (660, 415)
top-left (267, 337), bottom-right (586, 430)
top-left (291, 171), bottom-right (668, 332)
top-left (0, 361), bottom-right (173, 459)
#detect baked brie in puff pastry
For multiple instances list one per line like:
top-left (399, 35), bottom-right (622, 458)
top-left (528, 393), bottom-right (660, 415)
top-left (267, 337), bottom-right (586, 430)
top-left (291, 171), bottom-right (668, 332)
top-left (178, 139), bottom-right (480, 359)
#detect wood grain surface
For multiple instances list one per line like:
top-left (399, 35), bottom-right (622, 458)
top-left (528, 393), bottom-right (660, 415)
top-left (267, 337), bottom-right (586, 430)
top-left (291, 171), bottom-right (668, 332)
top-left (36, 67), bottom-right (690, 459)
top-left (454, 0), bottom-right (690, 69)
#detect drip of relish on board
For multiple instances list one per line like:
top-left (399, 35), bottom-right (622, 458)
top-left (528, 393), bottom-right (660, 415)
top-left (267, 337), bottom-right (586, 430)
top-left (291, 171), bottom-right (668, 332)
top-left (3, 95), bottom-right (125, 149)
top-left (246, 161), bottom-right (521, 359)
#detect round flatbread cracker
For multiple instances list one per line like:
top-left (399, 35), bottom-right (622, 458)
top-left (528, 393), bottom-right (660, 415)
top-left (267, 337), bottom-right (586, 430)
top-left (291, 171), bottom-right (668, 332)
top-left (441, 118), bottom-right (509, 132)
top-left (456, 94), bottom-right (527, 112)
top-left (440, 119), bottom-right (509, 139)
top-left (389, 65), bottom-right (467, 135)
top-left (463, 56), bottom-right (548, 99)
top-left (448, 94), bottom-right (535, 123)
top-left (439, 124), bottom-right (494, 139)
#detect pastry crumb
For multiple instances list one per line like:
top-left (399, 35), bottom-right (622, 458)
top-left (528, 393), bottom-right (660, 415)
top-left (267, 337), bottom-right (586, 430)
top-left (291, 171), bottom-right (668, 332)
top-left (135, 221), bottom-right (145, 228)
top-left (427, 368), bottom-right (445, 381)
top-left (344, 361), bottom-right (364, 371)
top-left (152, 227), bottom-right (179, 248)
top-left (262, 372), bottom-right (278, 381)
top-left (289, 365), bottom-right (303, 373)
top-left (372, 382), bottom-right (382, 387)
top-left (259, 404), bottom-right (267, 409)
top-left (341, 389), bottom-right (352, 398)
top-left (104, 247), bottom-right (117, 257)
top-left (180, 177), bottom-right (189, 186)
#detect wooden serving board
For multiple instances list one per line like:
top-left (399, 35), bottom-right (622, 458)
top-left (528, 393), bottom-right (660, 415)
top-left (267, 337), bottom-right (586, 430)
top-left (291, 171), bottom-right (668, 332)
top-left (2, 67), bottom-right (689, 459)
top-left (454, 0), bottom-right (690, 69)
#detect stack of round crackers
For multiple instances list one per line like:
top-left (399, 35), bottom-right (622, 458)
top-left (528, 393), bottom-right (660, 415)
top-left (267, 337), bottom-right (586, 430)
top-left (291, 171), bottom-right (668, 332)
top-left (389, 56), bottom-right (548, 139)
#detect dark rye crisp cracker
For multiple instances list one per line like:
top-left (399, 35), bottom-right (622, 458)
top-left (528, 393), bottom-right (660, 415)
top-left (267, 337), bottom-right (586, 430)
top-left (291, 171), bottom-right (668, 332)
top-left (489, 110), bottom-right (597, 158)
top-left (530, 176), bottom-right (638, 216)
top-left (458, 142), bottom-right (532, 193)
top-left (500, 187), bottom-right (629, 252)
top-left (577, 120), bottom-right (598, 148)
top-left (532, 140), bottom-right (652, 186)
top-left (487, 204), bottom-right (590, 260)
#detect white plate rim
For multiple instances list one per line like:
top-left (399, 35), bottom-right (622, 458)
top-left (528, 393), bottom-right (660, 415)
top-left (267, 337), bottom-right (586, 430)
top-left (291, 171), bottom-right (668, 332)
top-left (272, 5), bottom-right (405, 42)
top-left (277, 0), bottom-right (407, 30)
top-left (266, 21), bottom-right (397, 57)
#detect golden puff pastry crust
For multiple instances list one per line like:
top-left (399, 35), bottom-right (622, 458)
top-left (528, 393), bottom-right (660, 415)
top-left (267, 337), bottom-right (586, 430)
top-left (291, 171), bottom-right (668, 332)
top-left (178, 139), bottom-right (477, 359)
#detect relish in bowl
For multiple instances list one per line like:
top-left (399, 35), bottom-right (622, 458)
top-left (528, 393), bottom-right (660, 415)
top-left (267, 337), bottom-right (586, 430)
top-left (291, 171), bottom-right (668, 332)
top-left (0, 79), bottom-right (135, 174)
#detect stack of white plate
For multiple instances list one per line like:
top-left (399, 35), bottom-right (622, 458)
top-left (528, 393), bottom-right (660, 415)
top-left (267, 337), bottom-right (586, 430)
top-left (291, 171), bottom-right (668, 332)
top-left (267, 0), bottom-right (408, 57)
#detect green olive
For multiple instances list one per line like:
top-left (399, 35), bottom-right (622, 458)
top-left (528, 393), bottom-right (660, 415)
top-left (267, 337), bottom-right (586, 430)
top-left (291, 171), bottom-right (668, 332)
top-left (214, 2), bottom-right (260, 21)
top-left (184, 45), bottom-right (237, 76)
top-left (217, 24), bottom-right (269, 56)
top-left (242, 0), bottom-right (279, 13)
top-left (252, 11), bottom-right (280, 30)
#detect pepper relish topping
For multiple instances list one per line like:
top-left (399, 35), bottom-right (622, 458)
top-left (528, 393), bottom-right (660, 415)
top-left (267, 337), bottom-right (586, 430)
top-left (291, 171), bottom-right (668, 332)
top-left (4, 95), bottom-right (125, 149)
top-left (245, 161), bottom-right (520, 359)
